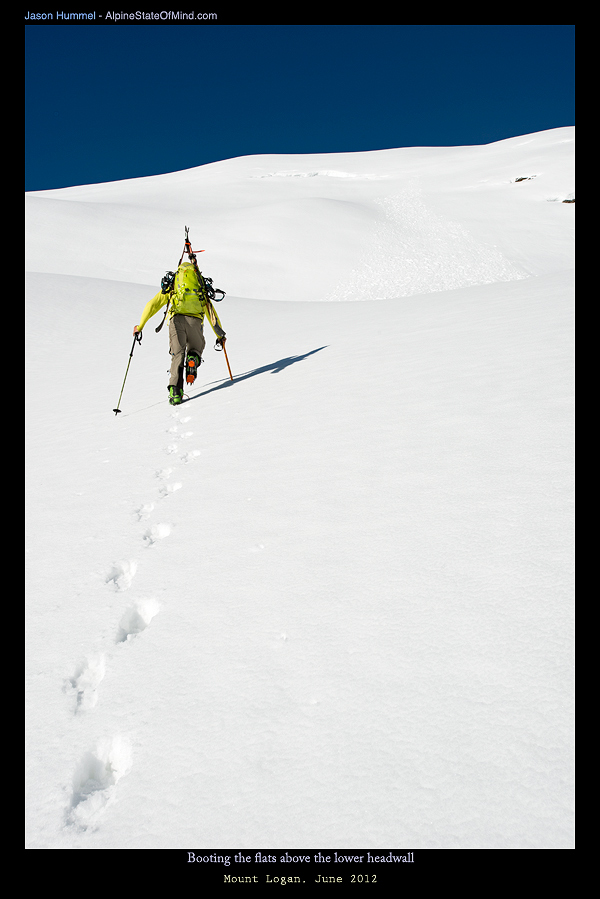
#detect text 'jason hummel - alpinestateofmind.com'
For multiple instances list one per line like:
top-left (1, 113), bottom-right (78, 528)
top-left (25, 11), bottom-right (219, 21)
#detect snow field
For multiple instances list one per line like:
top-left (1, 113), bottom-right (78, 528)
top-left (25, 129), bottom-right (574, 848)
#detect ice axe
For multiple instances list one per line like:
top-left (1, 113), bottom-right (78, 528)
top-left (216, 336), bottom-right (233, 381)
top-left (222, 340), bottom-right (233, 381)
top-left (113, 330), bottom-right (143, 414)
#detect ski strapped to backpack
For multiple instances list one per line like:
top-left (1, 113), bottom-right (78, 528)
top-left (155, 227), bottom-right (226, 333)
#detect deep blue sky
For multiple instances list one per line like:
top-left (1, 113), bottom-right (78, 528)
top-left (25, 23), bottom-right (574, 191)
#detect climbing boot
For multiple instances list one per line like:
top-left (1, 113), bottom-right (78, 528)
top-left (186, 352), bottom-right (201, 385)
top-left (168, 385), bottom-right (183, 406)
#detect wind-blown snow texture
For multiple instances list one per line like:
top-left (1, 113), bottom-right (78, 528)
top-left (25, 128), bottom-right (574, 849)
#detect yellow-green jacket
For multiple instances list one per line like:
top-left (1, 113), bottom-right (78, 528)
top-left (137, 264), bottom-right (225, 337)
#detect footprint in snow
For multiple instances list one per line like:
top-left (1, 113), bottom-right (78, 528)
top-left (155, 468), bottom-right (173, 480)
top-left (143, 522), bottom-right (171, 545)
top-left (66, 736), bottom-right (132, 831)
top-left (116, 598), bottom-right (160, 643)
top-left (180, 450), bottom-right (201, 463)
top-left (159, 482), bottom-right (182, 498)
top-left (166, 444), bottom-right (178, 455)
top-left (64, 655), bottom-right (106, 712)
top-left (136, 502), bottom-right (155, 521)
top-left (106, 559), bottom-right (137, 592)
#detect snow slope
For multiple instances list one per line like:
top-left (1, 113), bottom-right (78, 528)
top-left (25, 128), bottom-right (574, 850)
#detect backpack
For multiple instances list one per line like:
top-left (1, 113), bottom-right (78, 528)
top-left (171, 263), bottom-right (226, 306)
top-left (172, 262), bottom-right (204, 307)
top-left (155, 260), bottom-right (225, 332)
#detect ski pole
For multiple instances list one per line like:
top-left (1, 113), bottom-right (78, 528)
top-left (113, 331), bottom-right (142, 415)
top-left (221, 339), bottom-right (233, 381)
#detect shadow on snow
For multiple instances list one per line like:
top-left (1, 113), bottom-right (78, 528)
top-left (186, 345), bottom-right (328, 402)
top-left (118, 346), bottom-right (328, 416)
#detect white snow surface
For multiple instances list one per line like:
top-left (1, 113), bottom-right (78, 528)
top-left (25, 128), bottom-right (574, 849)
